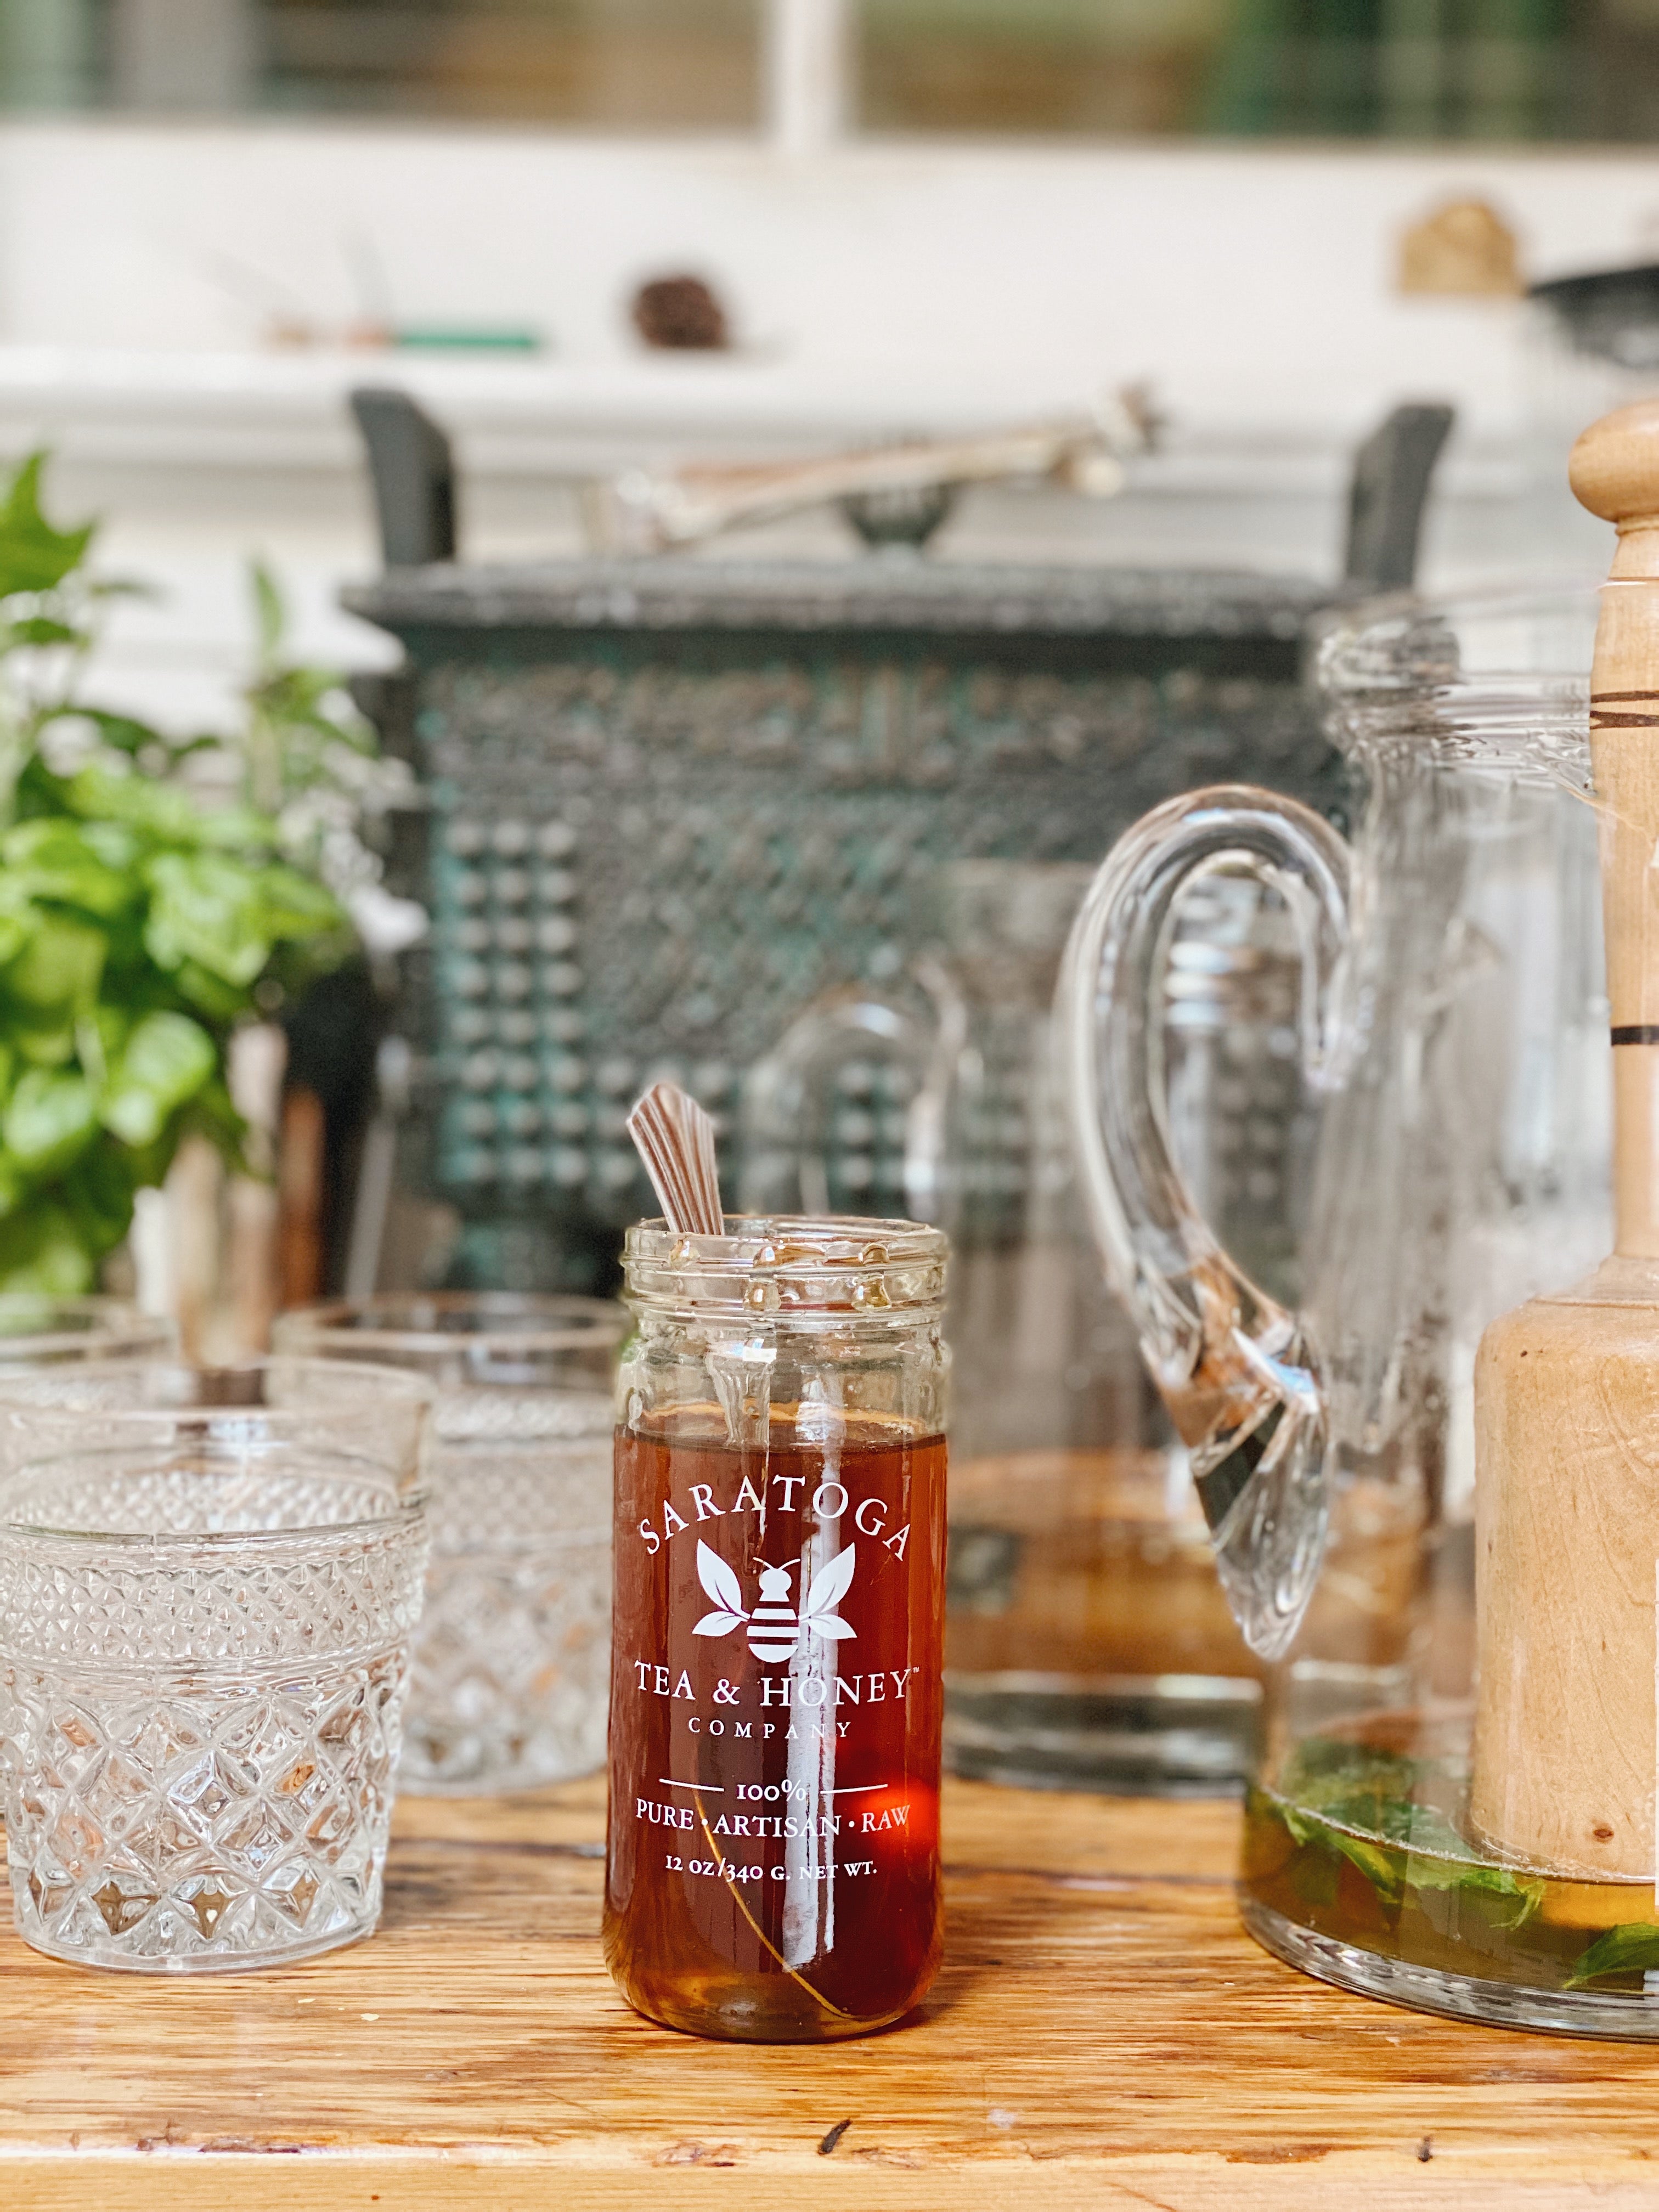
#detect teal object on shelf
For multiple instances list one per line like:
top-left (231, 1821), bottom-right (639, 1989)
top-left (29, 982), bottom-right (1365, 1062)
top-left (392, 328), bottom-right (544, 353)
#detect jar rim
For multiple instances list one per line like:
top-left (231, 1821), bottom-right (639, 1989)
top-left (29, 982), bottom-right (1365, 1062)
top-left (1312, 584), bottom-right (1595, 774)
top-left (0, 1355), bottom-right (433, 1417)
top-left (0, 1358), bottom-right (433, 1504)
top-left (274, 1291), bottom-right (627, 1362)
top-left (623, 1214), bottom-right (947, 1318)
top-left (0, 1295), bottom-right (172, 1363)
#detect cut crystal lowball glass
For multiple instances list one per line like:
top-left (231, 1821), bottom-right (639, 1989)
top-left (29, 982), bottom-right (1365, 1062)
top-left (272, 1297), bottom-right (627, 1794)
top-left (0, 1384), bottom-right (431, 1973)
top-left (405, 1389), bottom-right (613, 1790)
top-left (0, 1296), bottom-right (172, 1369)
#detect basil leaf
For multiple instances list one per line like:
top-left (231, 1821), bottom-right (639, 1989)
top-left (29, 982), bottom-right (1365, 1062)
top-left (252, 557), bottom-right (285, 661)
top-left (143, 851), bottom-right (272, 986)
top-left (76, 821), bottom-right (140, 872)
top-left (0, 820), bottom-right (129, 917)
top-left (167, 957), bottom-right (252, 1022)
top-left (191, 804), bottom-right (285, 850)
top-left (252, 862), bottom-right (344, 939)
top-left (1272, 1737), bottom-right (1545, 1927)
top-left (0, 455), bottom-right (93, 597)
top-left (8, 617), bottom-right (86, 650)
top-left (1566, 1922), bottom-right (1659, 1988)
top-left (64, 708), bottom-right (166, 756)
top-left (4, 1068), bottom-right (97, 1173)
top-left (100, 1012), bottom-right (215, 1147)
top-left (0, 912), bottom-right (31, 971)
top-left (61, 761), bottom-right (276, 854)
top-left (60, 1144), bottom-right (137, 1251)
top-left (0, 1202), bottom-right (95, 1296)
top-left (2, 915), bottom-right (106, 1013)
top-left (64, 764), bottom-right (207, 843)
top-left (11, 1022), bottom-right (77, 1069)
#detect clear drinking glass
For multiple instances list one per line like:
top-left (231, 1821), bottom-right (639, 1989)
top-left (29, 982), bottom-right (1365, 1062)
top-left (0, 1296), bottom-right (172, 1368)
top-left (0, 1362), bottom-right (432, 1973)
top-left (1059, 588), bottom-right (1659, 2036)
top-left (273, 1294), bottom-right (629, 1793)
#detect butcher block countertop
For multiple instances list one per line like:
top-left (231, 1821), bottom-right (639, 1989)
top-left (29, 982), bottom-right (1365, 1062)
top-left (7, 1775), bottom-right (1659, 2210)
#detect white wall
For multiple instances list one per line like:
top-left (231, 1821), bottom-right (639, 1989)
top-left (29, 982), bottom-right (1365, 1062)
top-left (0, 118), bottom-right (1650, 721)
top-left (0, 122), bottom-right (1656, 431)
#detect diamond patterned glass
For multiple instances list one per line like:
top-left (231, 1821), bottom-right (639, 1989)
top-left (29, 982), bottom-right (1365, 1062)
top-left (0, 1381), bottom-right (431, 1974)
top-left (0, 1296), bottom-right (171, 1369)
top-left (273, 1297), bottom-right (624, 1794)
top-left (0, 1355), bottom-right (431, 1491)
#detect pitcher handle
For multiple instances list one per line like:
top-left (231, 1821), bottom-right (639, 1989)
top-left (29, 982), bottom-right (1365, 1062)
top-left (1060, 785), bottom-right (1353, 1658)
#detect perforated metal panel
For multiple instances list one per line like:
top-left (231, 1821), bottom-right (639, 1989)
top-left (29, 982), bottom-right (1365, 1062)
top-left (349, 557), bottom-right (1346, 1285)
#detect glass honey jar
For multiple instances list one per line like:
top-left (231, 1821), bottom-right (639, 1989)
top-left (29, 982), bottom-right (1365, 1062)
top-left (605, 1216), bottom-right (949, 2041)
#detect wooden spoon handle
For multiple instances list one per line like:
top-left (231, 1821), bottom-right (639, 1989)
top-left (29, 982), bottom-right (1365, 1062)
top-left (627, 1081), bottom-right (725, 1237)
top-left (1572, 400), bottom-right (1659, 1254)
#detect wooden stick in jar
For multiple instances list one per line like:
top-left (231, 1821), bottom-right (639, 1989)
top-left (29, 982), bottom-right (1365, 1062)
top-left (1471, 398), bottom-right (1659, 1877)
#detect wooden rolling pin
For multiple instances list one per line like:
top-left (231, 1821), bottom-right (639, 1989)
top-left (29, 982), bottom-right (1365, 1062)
top-left (1471, 399), bottom-right (1659, 1878)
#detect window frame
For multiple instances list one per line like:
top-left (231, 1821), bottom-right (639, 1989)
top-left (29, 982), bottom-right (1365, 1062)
top-left (78, 0), bottom-right (1652, 148)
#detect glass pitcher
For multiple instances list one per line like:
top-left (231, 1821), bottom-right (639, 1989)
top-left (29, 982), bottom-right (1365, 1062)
top-left (745, 860), bottom-right (1323, 1793)
top-left (1060, 586), bottom-right (1659, 2035)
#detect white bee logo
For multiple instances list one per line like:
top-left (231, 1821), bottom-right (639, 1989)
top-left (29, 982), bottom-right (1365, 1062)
top-left (691, 1541), bottom-right (857, 1663)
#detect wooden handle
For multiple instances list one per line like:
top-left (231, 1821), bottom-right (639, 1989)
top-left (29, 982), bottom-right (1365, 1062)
top-left (1467, 402), bottom-right (1659, 1876)
top-left (1573, 400), bottom-right (1659, 1255)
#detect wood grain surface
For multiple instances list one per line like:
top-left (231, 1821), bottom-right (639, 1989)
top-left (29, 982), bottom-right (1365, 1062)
top-left (9, 1775), bottom-right (1659, 2209)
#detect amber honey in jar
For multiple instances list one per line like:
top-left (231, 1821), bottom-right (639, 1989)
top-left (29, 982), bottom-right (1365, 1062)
top-left (606, 1216), bottom-right (949, 2041)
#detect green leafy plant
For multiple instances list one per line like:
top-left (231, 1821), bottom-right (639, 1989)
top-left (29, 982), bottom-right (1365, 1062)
top-left (0, 454), bottom-right (357, 1295)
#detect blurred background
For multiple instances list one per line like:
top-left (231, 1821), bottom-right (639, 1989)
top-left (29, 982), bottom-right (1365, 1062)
top-left (10, 0), bottom-right (1659, 710)
top-left (1, 0), bottom-right (1656, 1361)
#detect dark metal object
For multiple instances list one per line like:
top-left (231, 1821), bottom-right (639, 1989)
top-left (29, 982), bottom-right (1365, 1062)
top-left (281, 956), bottom-right (387, 1294)
top-left (839, 481), bottom-right (957, 550)
top-left (346, 557), bottom-right (1345, 1286)
top-left (353, 556), bottom-right (1329, 643)
top-left (350, 388), bottom-right (458, 568)
top-left (346, 668), bottom-right (419, 765)
top-left (1530, 262), bottom-right (1659, 369)
top-left (1344, 402), bottom-right (1455, 592)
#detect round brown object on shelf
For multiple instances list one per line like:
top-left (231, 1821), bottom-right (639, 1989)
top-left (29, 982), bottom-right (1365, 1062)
top-left (630, 274), bottom-right (730, 352)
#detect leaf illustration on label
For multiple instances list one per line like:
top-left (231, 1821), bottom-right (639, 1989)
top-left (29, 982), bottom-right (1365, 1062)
top-left (692, 1539), bottom-right (749, 1637)
top-left (802, 1542), bottom-right (856, 1643)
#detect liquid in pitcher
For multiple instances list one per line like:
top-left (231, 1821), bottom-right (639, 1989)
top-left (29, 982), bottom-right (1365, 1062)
top-left (605, 1402), bottom-right (946, 2041)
